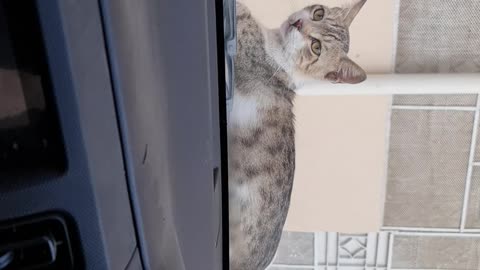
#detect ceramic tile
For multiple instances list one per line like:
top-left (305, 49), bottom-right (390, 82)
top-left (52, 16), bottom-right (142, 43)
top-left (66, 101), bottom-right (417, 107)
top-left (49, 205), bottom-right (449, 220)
top-left (273, 231), bottom-right (314, 265)
top-left (393, 235), bottom-right (480, 269)
top-left (384, 110), bottom-right (474, 228)
top-left (466, 168), bottom-right (480, 229)
top-left (395, 0), bottom-right (480, 73)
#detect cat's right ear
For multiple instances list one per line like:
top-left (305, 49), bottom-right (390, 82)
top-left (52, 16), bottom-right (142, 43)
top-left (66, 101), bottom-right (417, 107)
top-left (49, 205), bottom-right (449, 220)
top-left (325, 57), bottom-right (367, 84)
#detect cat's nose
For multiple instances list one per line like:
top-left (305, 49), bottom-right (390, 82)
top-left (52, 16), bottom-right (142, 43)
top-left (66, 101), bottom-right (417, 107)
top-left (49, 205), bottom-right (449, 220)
top-left (292, 19), bottom-right (303, 30)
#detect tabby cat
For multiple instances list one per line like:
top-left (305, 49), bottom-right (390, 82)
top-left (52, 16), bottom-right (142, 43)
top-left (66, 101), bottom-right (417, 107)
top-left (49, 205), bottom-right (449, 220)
top-left (229, 1), bottom-right (367, 269)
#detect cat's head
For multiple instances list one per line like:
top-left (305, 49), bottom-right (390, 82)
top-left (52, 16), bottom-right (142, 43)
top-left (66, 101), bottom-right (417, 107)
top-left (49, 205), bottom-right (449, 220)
top-left (279, 0), bottom-right (367, 84)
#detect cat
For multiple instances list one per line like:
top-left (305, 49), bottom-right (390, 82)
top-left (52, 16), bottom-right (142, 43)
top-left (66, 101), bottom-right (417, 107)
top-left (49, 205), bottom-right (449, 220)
top-left (228, 1), bottom-right (367, 269)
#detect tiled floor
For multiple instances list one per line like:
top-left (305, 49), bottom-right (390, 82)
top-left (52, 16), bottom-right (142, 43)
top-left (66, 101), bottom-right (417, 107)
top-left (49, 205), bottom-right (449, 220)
top-left (269, 232), bottom-right (480, 270)
top-left (269, 232), bottom-right (390, 270)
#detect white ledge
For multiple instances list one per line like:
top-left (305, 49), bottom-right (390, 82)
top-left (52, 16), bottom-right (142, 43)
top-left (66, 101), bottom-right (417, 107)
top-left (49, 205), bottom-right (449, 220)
top-left (296, 73), bottom-right (480, 95)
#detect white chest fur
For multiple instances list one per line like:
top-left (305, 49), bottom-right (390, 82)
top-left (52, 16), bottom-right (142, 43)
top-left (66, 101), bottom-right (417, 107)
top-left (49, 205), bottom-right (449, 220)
top-left (230, 93), bottom-right (260, 129)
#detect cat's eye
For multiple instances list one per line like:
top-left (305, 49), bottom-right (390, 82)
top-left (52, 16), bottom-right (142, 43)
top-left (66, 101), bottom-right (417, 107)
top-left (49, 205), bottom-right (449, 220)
top-left (311, 39), bottom-right (322, 55)
top-left (313, 7), bottom-right (325, 21)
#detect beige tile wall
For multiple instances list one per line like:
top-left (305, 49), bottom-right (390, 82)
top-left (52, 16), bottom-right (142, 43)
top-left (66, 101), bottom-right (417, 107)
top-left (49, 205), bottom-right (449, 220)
top-left (287, 96), bottom-right (391, 233)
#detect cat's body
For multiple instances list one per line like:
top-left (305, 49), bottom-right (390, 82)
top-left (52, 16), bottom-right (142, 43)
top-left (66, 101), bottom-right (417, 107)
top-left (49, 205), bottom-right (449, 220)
top-left (228, 3), bottom-right (296, 269)
top-left (228, 2), bottom-right (367, 269)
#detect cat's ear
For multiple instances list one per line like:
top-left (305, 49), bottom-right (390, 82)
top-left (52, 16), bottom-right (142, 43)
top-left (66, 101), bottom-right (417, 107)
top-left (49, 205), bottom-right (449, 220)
top-left (325, 57), bottom-right (367, 84)
top-left (343, 0), bottom-right (367, 27)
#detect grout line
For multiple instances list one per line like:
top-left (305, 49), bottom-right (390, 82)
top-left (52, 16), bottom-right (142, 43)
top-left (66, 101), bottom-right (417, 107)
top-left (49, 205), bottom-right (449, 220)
top-left (374, 233), bottom-right (379, 269)
top-left (271, 264), bottom-right (386, 270)
top-left (391, 0), bottom-right (401, 73)
top-left (462, 229), bottom-right (480, 233)
top-left (391, 105), bottom-right (477, 111)
top-left (386, 233), bottom-right (394, 270)
top-left (327, 267), bottom-right (384, 270)
top-left (314, 232), bottom-right (319, 270)
top-left (336, 234), bottom-right (340, 269)
top-left (460, 94), bottom-right (480, 231)
top-left (269, 264), bottom-right (313, 269)
top-left (364, 234), bottom-right (369, 270)
top-left (393, 231), bottom-right (480, 237)
top-left (381, 95), bottom-right (394, 230)
top-left (393, 269), bottom-right (457, 270)
top-left (473, 161), bottom-right (480, 166)
top-left (271, 265), bottom-right (454, 270)
top-left (341, 234), bottom-right (367, 237)
top-left (384, 227), bottom-right (480, 233)
top-left (325, 233), bottom-right (329, 269)
top-left (382, 226), bottom-right (461, 233)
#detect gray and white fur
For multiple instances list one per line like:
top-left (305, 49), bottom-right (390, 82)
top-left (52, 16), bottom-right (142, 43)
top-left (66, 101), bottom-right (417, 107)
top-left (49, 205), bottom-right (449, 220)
top-left (229, 2), bottom-right (367, 269)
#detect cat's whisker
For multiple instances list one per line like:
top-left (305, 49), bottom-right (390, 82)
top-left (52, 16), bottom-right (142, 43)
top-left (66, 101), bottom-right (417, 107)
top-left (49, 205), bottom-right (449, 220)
top-left (268, 65), bottom-right (283, 82)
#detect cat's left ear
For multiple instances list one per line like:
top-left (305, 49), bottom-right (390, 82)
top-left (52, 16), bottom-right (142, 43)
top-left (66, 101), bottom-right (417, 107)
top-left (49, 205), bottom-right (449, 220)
top-left (343, 0), bottom-right (367, 26)
top-left (325, 57), bottom-right (367, 84)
